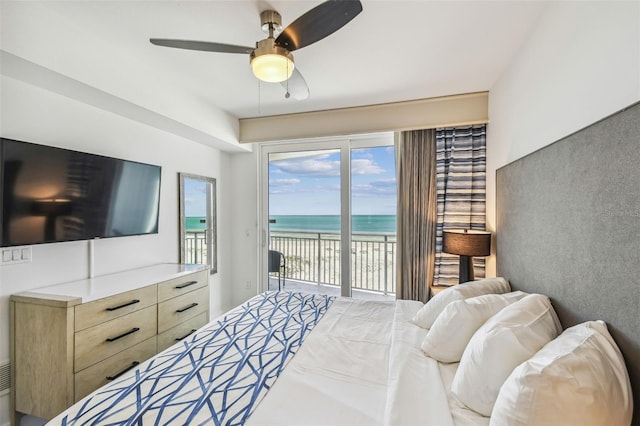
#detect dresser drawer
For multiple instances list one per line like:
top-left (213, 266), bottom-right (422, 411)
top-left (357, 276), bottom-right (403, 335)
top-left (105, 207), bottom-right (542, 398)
top-left (158, 286), bottom-right (209, 333)
top-left (74, 336), bottom-right (157, 401)
top-left (75, 285), bottom-right (157, 331)
top-left (157, 312), bottom-right (208, 352)
top-left (75, 305), bottom-right (157, 372)
top-left (158, 270), bottom-right (208, 302)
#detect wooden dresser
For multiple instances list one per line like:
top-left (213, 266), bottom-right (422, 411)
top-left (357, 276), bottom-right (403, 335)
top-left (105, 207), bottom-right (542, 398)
top-left (9, 263), bottom-right (209, 421)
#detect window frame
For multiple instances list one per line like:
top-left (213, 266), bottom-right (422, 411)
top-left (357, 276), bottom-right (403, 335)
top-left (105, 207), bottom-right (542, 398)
top-left (178, 173), bottom-right (217, 274)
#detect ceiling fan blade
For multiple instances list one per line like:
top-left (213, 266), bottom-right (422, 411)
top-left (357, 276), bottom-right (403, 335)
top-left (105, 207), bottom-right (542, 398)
top-left (281, 68), bottom-right (310, 100)
top-left (150, 38), bottom-right (254, 54)
top-left (275, 0), bottom-right (363, 51)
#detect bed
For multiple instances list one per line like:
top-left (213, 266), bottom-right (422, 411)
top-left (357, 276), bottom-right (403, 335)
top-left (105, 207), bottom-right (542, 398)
top-left (48, 101), bottom-right (639, 425)
top-left (49, 291), bottom-right (472, 425)
top-left (48, 284), bottom-right (633, 426)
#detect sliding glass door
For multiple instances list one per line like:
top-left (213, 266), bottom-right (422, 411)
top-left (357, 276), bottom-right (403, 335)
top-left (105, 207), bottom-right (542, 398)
top-left (267, 148), bottom-right (342, 293)
top-left (350, 146), bottom-right (397, 297)
top-left (261, 134), bottom-right (395, 299)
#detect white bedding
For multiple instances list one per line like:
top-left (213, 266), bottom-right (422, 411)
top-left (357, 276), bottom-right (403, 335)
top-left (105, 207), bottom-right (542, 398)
top-left (247, 297), bottom-right (468, 426)
top-left (242, 292), bottom-right (630, 426)
top-left (383, 299), bottom-right (455, 426)
top-left (438, 363), bottom-right (489, 426)
top-left (247, 298), bottom-right (399, 425)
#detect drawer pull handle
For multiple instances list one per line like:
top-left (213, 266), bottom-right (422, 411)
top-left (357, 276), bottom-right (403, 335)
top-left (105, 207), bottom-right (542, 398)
top-left (176, 303), bottom-right (198, 313)
top-left (106, 299), bottom-right (140, 311)
top-left (106, 327), bottom-right (140, 342)
top-left (175, 280), bottom-right (198, 290)
top-left (106, 361), bottom-right (140, 381)
top-left (175, 329), bottom-right (198, 341)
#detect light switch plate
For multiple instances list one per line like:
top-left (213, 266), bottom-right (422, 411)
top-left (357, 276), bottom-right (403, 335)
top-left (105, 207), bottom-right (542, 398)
top-left (21, 247), bottom-right (31, 261)
top-left (2, 246), bottom-right (32, 264)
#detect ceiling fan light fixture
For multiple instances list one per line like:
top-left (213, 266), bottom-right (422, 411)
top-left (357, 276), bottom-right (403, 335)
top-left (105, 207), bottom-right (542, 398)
top-left (250, 39), bottom-right (294, 83)
top-left (151, 1), bottom-right (364, 99)
top-left (251, 54), bottom-right (294, 83)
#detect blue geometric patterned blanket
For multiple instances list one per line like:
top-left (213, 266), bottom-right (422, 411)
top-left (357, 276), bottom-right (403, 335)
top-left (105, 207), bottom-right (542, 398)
top-left (53, 291), bottom-right (335, 426)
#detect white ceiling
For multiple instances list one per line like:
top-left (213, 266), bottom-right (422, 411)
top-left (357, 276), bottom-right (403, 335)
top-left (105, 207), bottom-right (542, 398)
top-left (1, 0), bottom-right (548, 121)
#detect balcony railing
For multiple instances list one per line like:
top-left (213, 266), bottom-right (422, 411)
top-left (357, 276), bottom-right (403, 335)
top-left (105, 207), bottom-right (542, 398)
top-left (184, 231), bottom-right (207, 264)
top-left (270, 230), bottom-right (396, 295)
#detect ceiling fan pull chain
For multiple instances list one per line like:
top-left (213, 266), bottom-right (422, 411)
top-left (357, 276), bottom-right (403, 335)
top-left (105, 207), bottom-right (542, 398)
top-left (285, 61), bottom-right (291, 99)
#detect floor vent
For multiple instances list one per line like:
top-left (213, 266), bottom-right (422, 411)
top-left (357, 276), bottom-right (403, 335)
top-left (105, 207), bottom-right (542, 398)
top-left (0, 362), bottom-right (10, 393)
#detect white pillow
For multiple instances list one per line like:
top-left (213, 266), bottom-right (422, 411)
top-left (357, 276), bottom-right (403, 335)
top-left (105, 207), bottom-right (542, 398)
top-left (412, 277), bottom-right (511, 329)
top-left (490, 321), bottom-right (633, 426)
top-left (450, 294), bottom-right (562, 416)
top-left (421, 291), bottom-right (527, 363)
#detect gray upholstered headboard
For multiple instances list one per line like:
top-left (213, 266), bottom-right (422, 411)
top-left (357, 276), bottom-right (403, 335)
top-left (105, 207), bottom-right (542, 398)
top-left (496, 101), bottom-right (640, 425)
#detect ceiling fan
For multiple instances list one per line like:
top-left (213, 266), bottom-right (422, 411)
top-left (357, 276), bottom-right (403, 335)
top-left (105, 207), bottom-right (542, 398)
top-left (150, 0), bottom-right (363, 100)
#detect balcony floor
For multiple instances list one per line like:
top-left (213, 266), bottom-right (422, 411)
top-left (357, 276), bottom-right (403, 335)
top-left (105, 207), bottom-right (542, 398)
top-left (268, 277), bottom-right (395, 302)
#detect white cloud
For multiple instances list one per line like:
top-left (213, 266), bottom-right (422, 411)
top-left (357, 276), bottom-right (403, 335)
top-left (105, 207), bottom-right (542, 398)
top-left (351, 158), bottom-right (384, 175)
top-left (272, 154), bottom-right (388, 178)
top-left (269, 178), bottom-right (301, 186)
top-left (269, 178), bottom-right (301, 194)
top-left (352, 178), bottom-right (397, 197)
top-left (273, 158), bottom-right (341, 176)
top-left (351, 149), bottom-right (374, 160)
top-left (374, 178), bottom-right (397, 185)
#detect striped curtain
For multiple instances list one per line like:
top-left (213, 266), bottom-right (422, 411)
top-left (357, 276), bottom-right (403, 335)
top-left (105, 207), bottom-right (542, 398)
top-left (433, 125), bottom-right (487, 286)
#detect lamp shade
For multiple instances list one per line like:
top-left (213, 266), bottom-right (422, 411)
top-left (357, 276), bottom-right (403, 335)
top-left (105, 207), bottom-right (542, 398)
top-left (251, 54), bottom-right (294, 83)
top-left (443, 229), bottom-right (491, 257)
top-left (250, 38), bottom-right (294, 83)
top-left (31, 199), bottom-right (72, 216)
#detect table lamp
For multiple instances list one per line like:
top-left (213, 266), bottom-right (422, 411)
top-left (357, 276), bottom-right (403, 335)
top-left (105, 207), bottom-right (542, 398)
top-left (443, 229), bottom-right (491, 283)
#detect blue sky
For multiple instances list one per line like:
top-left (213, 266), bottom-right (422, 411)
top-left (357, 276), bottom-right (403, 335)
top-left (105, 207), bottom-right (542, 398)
top-left (269, 146), bottom-right (397, 216)
top-left (184, 178), bottom-right (207, 217)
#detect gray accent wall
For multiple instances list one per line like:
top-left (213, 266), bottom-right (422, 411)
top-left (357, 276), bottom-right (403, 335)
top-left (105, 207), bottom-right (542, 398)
top-left (497, 101), bottom-right (640, 424)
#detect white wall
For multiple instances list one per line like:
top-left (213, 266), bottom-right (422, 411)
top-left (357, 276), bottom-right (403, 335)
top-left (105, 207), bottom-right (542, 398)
top-left (228, 150), bottom-right (261, 307)
top-left (1, 1), bottom-right (244, 153)
top-left (486, 1), bottom-right (640, 276)
top-left (0, 76), bottom-right (234, 424)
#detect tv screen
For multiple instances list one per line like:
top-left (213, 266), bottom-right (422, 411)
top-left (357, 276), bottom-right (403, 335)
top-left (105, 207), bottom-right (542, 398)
top-left (1, 138), bottom-right (161, 247)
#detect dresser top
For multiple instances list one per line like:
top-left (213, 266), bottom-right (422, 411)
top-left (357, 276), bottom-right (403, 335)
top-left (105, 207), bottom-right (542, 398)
top-left (11, 263), bottom-right (208, 307)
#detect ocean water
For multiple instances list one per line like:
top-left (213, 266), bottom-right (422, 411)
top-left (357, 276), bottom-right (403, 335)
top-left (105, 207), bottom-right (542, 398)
top-left (186, 215), bottom-right (397, 233)
top-left (186, 217), bottom-right (208, 231)
top-left (270, 215), bottom-right (396, 233)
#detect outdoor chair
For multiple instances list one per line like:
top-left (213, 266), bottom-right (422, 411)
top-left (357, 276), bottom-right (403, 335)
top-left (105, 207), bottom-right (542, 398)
top-left (268, 250), bottom-right (286, 291)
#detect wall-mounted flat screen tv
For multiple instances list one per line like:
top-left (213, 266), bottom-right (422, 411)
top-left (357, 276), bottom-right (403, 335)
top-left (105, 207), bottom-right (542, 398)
top-left (0, 138), bottom-right (161, 247)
